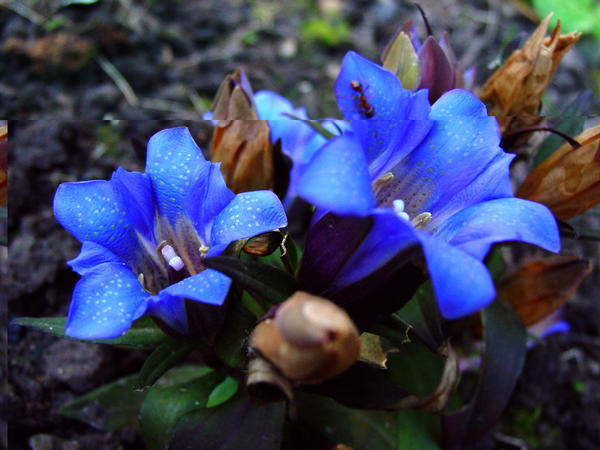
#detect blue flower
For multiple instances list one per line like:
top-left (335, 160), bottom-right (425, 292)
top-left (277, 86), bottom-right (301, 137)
top-left (297, 52), bottom-right (560, 319)
top-left (54, 128), bottom-right (287, 339)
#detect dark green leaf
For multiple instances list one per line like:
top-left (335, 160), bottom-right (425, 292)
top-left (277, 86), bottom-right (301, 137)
top-left (136, 342), bottom-right (194, 390)
top-left (140, 368), bottom-right (226, 450)
top-left (397, 282), bottom-right (445, 352)
top-left (167, 391), bottom-right (286, 450)
top-left (442, 299), bottom-right (526, 449)
top-left (295, 392), bottom-right (397, 449)
top-left (11, 316), bottom-right (174, 349)
top-left (279, 114), bottom-right (337, 139)
top-left (59, 366), bottom-right (207, 432)
top-left (302, 361), bottom-right (410, 410)
top-left (364, 313), bottom-right (412, 348)
top-left (387, 340), bottom-right (445, 399)
top-left (397, 410), bottom-right (441, 449)
top-left (59, 374), bottom-right (147, 431)
top-left (281, 234), bottom-right (301, 276)
top-left (214, 292), bottom-right (257, 369)
top-left (206, 376), bottom-right (239, 408)
top-left (204, 256), bottom-right (298, 304)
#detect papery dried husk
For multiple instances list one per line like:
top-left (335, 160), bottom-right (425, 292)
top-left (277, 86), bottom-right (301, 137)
top-left (497, 256), bottom-right (591, 327)
top-left (479, 15), bottom-right (581, 134)
top-left (517, 125), bottom-right (600, 219)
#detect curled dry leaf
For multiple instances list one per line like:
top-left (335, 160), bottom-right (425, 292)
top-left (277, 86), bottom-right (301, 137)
top-left (478, 14), bottom-right (581, 134)
top-left (497, 255), bottom-right (592, 327)
top-left (517, 125), bottom-right (600, 220)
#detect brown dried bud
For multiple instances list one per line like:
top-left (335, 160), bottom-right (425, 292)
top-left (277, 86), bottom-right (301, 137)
top-left (517, 125), bottom-right (600, 220)
top-left (478, 14), bottom-right (581, 134)
top-left (249, 292), bottom-right (360, 384)
top-left (209, 69), bottom-right (274, 193)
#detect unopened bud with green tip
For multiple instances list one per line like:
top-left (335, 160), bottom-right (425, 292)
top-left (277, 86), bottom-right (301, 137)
top-left (381, 30), bottom-right (420, 90)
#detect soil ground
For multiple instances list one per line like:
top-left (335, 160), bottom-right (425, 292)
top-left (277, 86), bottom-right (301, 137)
top-left (2, 1), bottom-right (600, 448)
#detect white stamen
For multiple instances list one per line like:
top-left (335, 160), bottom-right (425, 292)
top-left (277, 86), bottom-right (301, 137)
top-left (199, 244), bottom-right (210, 258)
top-left (161, 244), bottom-right (184, 271)
top-left (411, 212), bottom-right (432, 230)
top-left (393, 199), bottom-right (410, 222)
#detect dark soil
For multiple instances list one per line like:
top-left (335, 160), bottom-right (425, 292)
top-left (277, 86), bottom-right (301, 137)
top-left (2, 1), bottom-right (600, 449)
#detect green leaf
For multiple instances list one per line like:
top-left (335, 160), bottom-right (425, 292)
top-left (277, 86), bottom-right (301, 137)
top-left (167, 391), bottom-right (286, 450)
top-left (206, 376), bottom-right (239, 408)
top-left (59, 374), bottom-right (147, 431)
top-left (364, 313), bottom-right (412, 349)
top-left (214, 292), bottom-right (257, 369)
top-left (301, 362), bottom-right (410, 410)
top-left (397, 282), bottom-right (445, 352)
top-left (136, 342), bottom-right (194, 390)
top-left (204, 256), bottom-right (298, 304)
top-left (139, 368), bottom-right (226, 450)
top-left (59, 366), bottom-right (206, 432)
top-left (60, 0), bottom-right (99, 6)
top-left (397, 410), bottom-right (441, 449)
top-left (281, 234), bottom-right (301, 276)
top-left (534, 116), bottom-right (587, 168)
top-left (11, 316), bottom-right (174, 349)
top-left (442, 299), bottom-right (526, 448)
top-left (295, 392), bottom-right (397, 449)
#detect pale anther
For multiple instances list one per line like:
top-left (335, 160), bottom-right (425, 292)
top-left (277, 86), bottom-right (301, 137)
top-left (199, 244), bottom-right (210, 258)
top-left (373, 172), bottom-right (394, 196)
top-left (411, 212), bottom-right (432, 229)
top-left (161, 244), bottom-right (184, 271)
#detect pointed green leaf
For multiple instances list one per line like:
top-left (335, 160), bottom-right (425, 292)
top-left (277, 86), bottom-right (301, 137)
top-left (167, 391), bottom-right (286, 450)
top-left (12, 316), bottom-right (174, 349)
top-left (203, 256), bottom-right (298, 304)
top-left (442, 299), bottom-right (526, 448)
top-left (136, 342), bottom-right (194, 390)
top-left (397, 410), bottom-right (441, 449)
top-left (139, 368), bottom-right (227, 450)
top-left (206, 376), bottom-right (239, 408)
top-left (59, 374), bottom-right (147, 431)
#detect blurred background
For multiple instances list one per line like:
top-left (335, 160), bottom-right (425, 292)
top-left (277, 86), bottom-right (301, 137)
top-left (2, 0), bottom-right (600, 449)
top-left (1, 0), bottom-right (599, 118)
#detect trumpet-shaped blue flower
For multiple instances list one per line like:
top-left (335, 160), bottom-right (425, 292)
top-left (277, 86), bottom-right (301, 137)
top-left (297, 52), bottom-right (560, 319)
top-left (54, 128), bottom-right (287, 339)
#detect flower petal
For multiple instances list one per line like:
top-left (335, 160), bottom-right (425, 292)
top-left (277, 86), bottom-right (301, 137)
top-left (54, 179), bottom-right (143, 265)
top-left (210, 190), bottom-right (287, 253)
top-left (418, 232), bottom-right (496, 319)
top-left (159, 269), bottom-right (231, 306)
top-left (333, 209), bottom-right (419, 288)
top-left (147, 294), bottom-right (188, 335)
top-left (65, 262), bottom-right (149, 339)
top-left (435, 198), bottom-right (560, 260)
top-left (297, 134), bottom-right (374, 216)
top-left (145, 127), bottom-right (212, 227)
top-left (184, 162), bottom-right (235, 244)
top-left (378, 115), bottom-right (509, 225)
top-left (110, 168), bottom-right (156, 241)
top-left (334, 51), bottom-right (430, 120)
top-left (429, 89), bottom-right (489, 118)
top-left (68, 241), bottom-right (123, 276)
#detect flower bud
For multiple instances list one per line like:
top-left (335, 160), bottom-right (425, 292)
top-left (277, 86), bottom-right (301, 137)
top-left (249, 291), bottom-right (360, 384)
top-left (517, 125), bottom-right (600, 219)
top-left (479, 14), bottom-right (581, 134)
top-left (381, 29), bottom-right (420, 91)
top-left (209, 69), bottom-right (275, 193)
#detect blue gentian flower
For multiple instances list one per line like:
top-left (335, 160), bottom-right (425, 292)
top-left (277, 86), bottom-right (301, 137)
top-left (54, 128), bottom-right (287, 339)
top-left (297, 52), bottom-right (560, 319)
